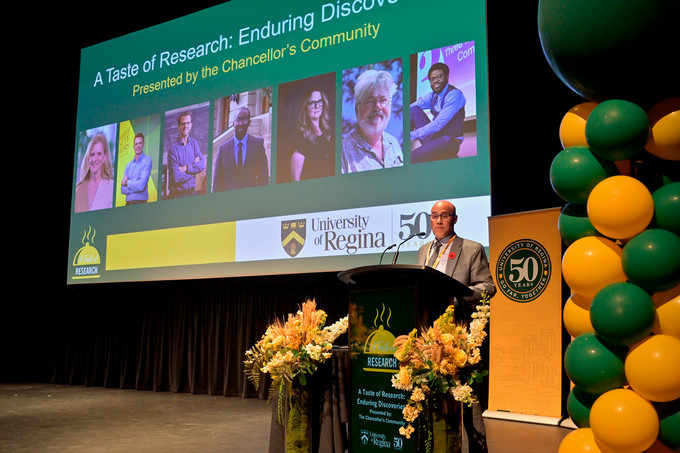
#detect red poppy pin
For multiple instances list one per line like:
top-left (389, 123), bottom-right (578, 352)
top-left (449, 252), bottom-right (456, 260)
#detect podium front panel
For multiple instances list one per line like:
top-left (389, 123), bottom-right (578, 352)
top-left (349, 286), bottom-right (415, 453)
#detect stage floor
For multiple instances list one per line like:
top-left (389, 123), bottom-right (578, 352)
top-left (1, 383), bottom-right (572, 452)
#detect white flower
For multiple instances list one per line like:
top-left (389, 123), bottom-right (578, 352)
top-left (304, 344), bottom-right (325, 361)
top-left (450, 382), bottom-right (474, 403)
top-left (321, 316), bottom-right (349, 343)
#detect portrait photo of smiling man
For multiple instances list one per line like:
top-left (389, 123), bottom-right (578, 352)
top-left (341, 61), bottom-right (404, 174)
top-left (410, 41), bottom-right (479, 163)
top-left (213, 106), bottom-right (270, 192)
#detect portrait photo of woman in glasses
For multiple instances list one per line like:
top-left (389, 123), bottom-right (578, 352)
top-left (289, 87), bottom-right (335, 181)
top-left (276, 73), bottom-right (336, 184)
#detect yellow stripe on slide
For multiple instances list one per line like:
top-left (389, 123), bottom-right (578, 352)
top-left (106, 222), bottom-right (236, 270)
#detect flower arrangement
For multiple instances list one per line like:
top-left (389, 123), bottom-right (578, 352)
top-left (244, 299), bottom-right (348, 408)
top-left (391, 292), bottom-right (491, 442)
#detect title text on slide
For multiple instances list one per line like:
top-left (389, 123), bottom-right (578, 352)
top-left (132, 22), bottom-right (381, 97)
top-left (93, 0), bottom-right (397, 88)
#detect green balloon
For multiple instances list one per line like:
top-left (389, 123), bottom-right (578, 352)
top-left (653, 182), bottom-right (680, 235)
top-left (558, 203), bottom-right (601, 245)
top-left (549, 146), bottom-right (619, 203)
top-left (590, 282), bottom-right (655, 345)
top-left (659, 408), bottom-right (680, 448)
top-left (585, 100), bottom-right (649, 161)
top-left (567, 387), bottom-right (599, 428)
top-left (564, 333), bottom-right (628, 395)
top-left (537, 0), bottom-right (679, 107)
top-left (622, 229), bottom-right (680, 292)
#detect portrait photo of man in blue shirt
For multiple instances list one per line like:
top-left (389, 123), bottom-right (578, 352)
top-left (166, 109), bottom-right (206, 199)
top-left (120, 132), bottom-right (153, 205)
top-left (410, 62), bottom-right (467, 163)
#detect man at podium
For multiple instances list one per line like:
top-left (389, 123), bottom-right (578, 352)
top-left (417, 199), bottom-right (496, 453)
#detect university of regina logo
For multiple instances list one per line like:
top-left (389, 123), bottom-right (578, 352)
top-left (281, 219), bottom-right (306, 257)
top-left (496, 239), bottom-right (551, 303)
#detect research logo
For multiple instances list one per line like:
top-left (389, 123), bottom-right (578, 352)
top-left (72, 226), bottom-right (102, 280)
top-left (496, 239), bottom-right (551, 303)
top-left (363, 302), bottom-right (399, 372)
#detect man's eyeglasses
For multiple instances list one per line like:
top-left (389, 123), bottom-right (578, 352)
top-left (307, 100), bottom-right (324, 109)
top-left (429, 73), bottom-right (447, 82)
top-left (430, 213), bottom-right (454, 220)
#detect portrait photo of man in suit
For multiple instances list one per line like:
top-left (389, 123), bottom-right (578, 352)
top-left (213, 106), bottom-right (270, 192)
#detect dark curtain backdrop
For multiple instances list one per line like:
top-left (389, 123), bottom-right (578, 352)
top-left (46, 273), bottom-right (349, 399)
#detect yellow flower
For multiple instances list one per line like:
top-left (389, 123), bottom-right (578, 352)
top-left (391, 367), bottom-right (413, 391)
top-left (399, 424), bottom-right (415, 439)
top-left (411, 387), bottom-right (426, 402)
top-left (452, 349), bottom-right (468, 367)
top-left (440, 332), bottom-right (455, 345)
top-left (402, 404), bottom-right (420, 422)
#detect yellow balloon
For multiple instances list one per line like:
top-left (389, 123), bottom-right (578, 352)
top-left (562, 236), bottom-right (627, 298)
top-left (646, 97), bottom-right (680, 161)
top-left (560, 102), bottom-right (599, 149)
top-left (625, 334), bottom-right (680, 402)
top-left (651, 282), bottom-right (680, 306)
top-left (590, 388), bottom-right (659, 453)
top-left (653, 295), bottom-right (680, 339)
top-left (564, 297), bottom-right (594, 338)
top-left (558, 428), bottom-right (605, 453)
top-left (587, 175), bottom-right (654, 239)
top-left (570, 292), bottom-right (594, 310)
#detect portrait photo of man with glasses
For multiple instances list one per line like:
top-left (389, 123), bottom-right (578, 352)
top-left (410, 61), bottom-right (467, 162)
top-left (341, 61), bottom-right (404, 174)
top-left (410, 41), bottom-right (478, 164)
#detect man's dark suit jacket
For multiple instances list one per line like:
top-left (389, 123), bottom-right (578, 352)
top-left (213, 135), bottom-right (269, 191)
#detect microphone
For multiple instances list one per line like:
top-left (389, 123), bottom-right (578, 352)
top-left (392, 231), bottom-right (428, 264)
top-left (379, 243), bottom-right (396, 265)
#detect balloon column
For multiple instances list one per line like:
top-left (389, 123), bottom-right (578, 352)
top-left (538, 1), bottom-right (680, 452)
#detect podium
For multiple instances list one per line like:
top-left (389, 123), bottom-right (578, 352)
top-left (338, 264), bottom-right (472, 452)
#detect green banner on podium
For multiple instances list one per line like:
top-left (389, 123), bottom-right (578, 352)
top-left (349, 287), bottom-right (416, 452)
top-left (340, 264), bottom-right (473, 452)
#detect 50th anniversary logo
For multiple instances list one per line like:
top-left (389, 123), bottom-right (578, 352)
top-left (495, 239), bottom-right (551, 303)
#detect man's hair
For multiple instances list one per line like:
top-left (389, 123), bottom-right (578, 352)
top-left (354, 69), bottom-right (397, 106)
top-left (428, 62), bottom-right (450, 80)
top-left (237, 106), bottom-right (251, 119)
top-left (177, 110), bottom-right (193, 124)
top-left (134, 132), bottom-right (145, 142)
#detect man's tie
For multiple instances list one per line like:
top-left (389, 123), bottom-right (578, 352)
top-left (237, 142), bottom-right (243, 169)
top-left (427, 241), bottom-right (441, 267)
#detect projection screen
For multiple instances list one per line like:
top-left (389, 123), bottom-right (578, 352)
top-left (68, 0), bottom-right (491, 284)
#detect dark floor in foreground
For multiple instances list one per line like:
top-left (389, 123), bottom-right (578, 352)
top-left (0, 383), bottom-right (572, 452)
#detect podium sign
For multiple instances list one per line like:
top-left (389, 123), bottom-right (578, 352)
top-left (339, 265), bottom-right (472, 452)
top-left (349, 287), bottom-right (416, 452)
